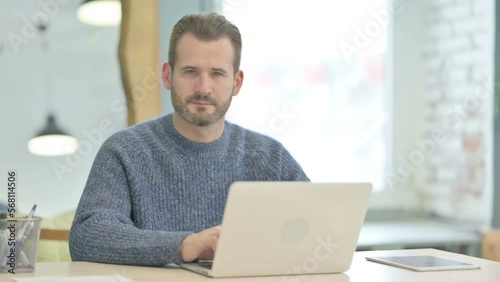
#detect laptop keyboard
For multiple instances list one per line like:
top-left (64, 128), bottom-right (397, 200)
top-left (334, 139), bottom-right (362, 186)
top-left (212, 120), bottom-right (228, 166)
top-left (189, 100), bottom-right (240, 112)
top-left (198, 262), bottom-right (213, 269)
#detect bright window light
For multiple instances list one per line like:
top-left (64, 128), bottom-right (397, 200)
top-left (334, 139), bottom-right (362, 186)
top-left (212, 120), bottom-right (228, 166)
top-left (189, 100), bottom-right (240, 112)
top-left (221, 0), bottom-right (390, 191)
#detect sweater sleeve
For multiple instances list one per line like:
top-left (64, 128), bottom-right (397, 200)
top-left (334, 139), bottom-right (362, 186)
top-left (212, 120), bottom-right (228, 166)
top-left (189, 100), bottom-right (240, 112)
top-left (69, 136), bottom-right (192, 266)
top-left (280, 146), bottom-right (310, 181)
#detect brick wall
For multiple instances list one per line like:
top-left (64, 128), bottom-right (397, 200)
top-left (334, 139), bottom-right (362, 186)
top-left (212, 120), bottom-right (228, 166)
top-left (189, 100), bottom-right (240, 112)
top-left (418, 0), bottom-right (493, 222)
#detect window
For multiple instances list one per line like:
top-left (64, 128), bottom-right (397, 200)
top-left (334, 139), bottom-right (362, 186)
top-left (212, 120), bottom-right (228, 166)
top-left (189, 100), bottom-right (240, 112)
top-left (219, 0), bottom-right (390, 191)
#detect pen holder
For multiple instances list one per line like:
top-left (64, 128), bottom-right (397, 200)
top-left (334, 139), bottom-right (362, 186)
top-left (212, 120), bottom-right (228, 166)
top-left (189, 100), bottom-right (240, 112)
top-left (0, 216), bottom-right (43, 273)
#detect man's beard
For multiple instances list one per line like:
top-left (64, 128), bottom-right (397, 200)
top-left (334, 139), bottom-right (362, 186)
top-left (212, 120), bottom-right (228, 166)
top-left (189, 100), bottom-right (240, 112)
top-left (170, 83), bottom-right (233, 126)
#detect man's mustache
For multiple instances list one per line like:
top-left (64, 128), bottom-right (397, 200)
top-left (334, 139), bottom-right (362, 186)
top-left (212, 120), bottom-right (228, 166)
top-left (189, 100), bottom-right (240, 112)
top-left (187, 95), bottom-right (217, 105)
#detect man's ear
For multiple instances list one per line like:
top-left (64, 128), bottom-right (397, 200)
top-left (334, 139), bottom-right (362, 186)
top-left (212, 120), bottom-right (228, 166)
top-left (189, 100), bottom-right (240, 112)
top-left (162, 62), bottom-right (173, 90)
top-left (232, 70), bottom-right (244, 96)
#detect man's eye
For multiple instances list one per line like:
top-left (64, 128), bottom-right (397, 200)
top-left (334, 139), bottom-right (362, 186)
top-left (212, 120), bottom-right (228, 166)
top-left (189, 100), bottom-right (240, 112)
top-left (214, 72), bottom-right (224, 76)
top-left (185, 70), bottom-right (196, 74)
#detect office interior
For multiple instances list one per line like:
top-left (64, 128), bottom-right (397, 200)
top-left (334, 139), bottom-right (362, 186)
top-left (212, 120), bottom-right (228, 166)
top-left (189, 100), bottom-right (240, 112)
top-left (0, 0), bottom-right (499, 264)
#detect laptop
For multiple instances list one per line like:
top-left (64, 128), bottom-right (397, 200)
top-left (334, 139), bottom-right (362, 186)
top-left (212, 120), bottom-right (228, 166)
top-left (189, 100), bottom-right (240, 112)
top-left (180, 181), bottom-right (372, 278)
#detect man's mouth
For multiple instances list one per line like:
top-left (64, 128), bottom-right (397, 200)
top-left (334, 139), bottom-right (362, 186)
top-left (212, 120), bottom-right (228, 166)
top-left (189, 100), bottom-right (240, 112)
top-left (191, 100), bottom-right (213, 106)
top-left (188, 96), bottom-right (216, 106)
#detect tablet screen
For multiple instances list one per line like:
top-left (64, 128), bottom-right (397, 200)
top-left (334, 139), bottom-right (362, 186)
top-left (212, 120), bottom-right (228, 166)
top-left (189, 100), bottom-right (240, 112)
top-left (366, 255), bottom-right (480, 271)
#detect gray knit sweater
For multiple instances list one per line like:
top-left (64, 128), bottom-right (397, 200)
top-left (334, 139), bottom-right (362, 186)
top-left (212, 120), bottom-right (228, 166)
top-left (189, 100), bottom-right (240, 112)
top-left (69, 113), bottom-right (308, 266)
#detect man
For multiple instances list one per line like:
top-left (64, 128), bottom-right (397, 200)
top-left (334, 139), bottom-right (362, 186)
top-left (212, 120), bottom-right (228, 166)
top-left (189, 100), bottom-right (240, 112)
top-left (69, 12), bottom-right (308, 266)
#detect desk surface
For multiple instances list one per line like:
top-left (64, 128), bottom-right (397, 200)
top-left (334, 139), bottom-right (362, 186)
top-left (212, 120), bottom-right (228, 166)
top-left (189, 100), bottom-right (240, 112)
top-left (4, 249), bottom-right (500, 282)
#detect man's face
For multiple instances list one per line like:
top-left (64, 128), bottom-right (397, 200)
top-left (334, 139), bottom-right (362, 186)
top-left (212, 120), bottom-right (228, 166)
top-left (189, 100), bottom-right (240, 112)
top-left (162, 33), bottom-right (243, 127)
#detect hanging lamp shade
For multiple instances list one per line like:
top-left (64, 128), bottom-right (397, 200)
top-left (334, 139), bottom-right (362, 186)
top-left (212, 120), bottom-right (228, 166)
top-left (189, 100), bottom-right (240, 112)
top-left (77, 0), bottom-right (122, 26)
top-left (28, 114), bottom-right (79, 156)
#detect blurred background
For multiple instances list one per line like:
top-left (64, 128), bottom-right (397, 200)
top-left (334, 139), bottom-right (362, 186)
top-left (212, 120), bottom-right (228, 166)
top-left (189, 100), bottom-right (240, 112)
top-left (0, 0), bottom-right (498, 261)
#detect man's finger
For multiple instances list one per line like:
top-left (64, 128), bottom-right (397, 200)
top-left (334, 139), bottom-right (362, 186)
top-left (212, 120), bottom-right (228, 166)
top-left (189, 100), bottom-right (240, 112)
top-left (202, 226), bottom-right (221, 237)
top-left (210, 237), bottom-right (219, 251)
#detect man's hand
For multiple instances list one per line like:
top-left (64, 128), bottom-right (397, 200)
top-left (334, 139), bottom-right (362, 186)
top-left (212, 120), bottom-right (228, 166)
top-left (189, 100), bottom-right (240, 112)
top-left (179, 225), bottom-right (221, 262)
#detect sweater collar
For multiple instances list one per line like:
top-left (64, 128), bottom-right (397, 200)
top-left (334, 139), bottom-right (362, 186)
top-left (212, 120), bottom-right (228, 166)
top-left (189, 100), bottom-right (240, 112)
top-left (162, 113), bottom-right (231, 158)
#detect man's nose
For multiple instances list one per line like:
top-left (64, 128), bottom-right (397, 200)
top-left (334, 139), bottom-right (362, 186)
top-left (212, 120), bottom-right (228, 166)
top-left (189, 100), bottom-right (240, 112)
top-left (195, 74), bottom-right (213, 95)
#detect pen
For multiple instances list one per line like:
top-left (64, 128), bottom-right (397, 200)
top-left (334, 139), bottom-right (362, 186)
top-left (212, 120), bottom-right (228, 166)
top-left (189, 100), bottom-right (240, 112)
top-left (16, 205), bottom-right (37, 242)
top-left (2, 204), bottom-right (37, 269)
top-left (16, 205), bottom-right (37, 267)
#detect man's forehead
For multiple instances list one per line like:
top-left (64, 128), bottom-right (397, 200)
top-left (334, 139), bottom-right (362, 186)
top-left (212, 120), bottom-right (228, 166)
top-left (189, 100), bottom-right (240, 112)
top-left (174, 33), bottom-right (235, 69)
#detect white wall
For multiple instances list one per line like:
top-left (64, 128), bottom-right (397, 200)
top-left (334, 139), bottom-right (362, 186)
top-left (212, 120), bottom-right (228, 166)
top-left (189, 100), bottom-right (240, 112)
top-left (417, 0), bottom-right (494, 223)
top-left (0, 1), bottom-right (125, 217)
top-left (371, 0), bottom-right (494, 226)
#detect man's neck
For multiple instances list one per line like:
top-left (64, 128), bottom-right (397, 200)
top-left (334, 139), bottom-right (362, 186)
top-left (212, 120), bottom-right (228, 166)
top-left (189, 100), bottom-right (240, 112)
top-left (172, 113), bottom-right (225, 143)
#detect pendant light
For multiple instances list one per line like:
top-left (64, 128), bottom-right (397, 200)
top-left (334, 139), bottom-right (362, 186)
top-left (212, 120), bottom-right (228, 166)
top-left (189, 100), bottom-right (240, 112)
top-left (27, 23), bottom-right (78, 157)
top-left (28, 115), bottom-right (79, 156)
top-left (77, 0), bottom-right (122, 26)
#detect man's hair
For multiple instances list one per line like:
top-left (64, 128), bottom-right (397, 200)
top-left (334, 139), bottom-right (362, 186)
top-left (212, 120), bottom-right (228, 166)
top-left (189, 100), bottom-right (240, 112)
top-left (168, 12), bottom-right (242, 74)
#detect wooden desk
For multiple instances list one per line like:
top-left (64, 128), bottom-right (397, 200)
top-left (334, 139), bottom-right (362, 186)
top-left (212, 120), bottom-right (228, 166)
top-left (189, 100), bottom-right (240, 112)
top-left (4, 249), bottom-right (500, 281)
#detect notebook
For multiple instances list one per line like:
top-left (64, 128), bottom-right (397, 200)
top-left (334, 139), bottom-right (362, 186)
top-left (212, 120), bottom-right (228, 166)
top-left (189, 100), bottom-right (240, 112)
top-left (180, 181), bottom-right (372, 278)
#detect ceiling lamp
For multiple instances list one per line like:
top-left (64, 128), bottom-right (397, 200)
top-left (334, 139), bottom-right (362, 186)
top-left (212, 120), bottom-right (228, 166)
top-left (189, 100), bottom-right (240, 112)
top-left (27, 23), bottom-right (79, 157)
top-left (77, 0), bottom-right (122, 26)
top-left (28, 115), bottom-right (79, 156)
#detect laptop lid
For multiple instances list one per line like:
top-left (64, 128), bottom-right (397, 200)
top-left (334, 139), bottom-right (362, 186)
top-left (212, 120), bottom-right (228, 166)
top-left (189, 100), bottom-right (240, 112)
top-left (182, 181), bottom-right (372, 278)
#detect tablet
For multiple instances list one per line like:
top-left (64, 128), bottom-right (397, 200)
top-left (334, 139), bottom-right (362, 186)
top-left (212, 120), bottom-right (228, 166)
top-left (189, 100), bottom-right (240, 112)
top-left (365, 255), bottom-right (481, 271)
